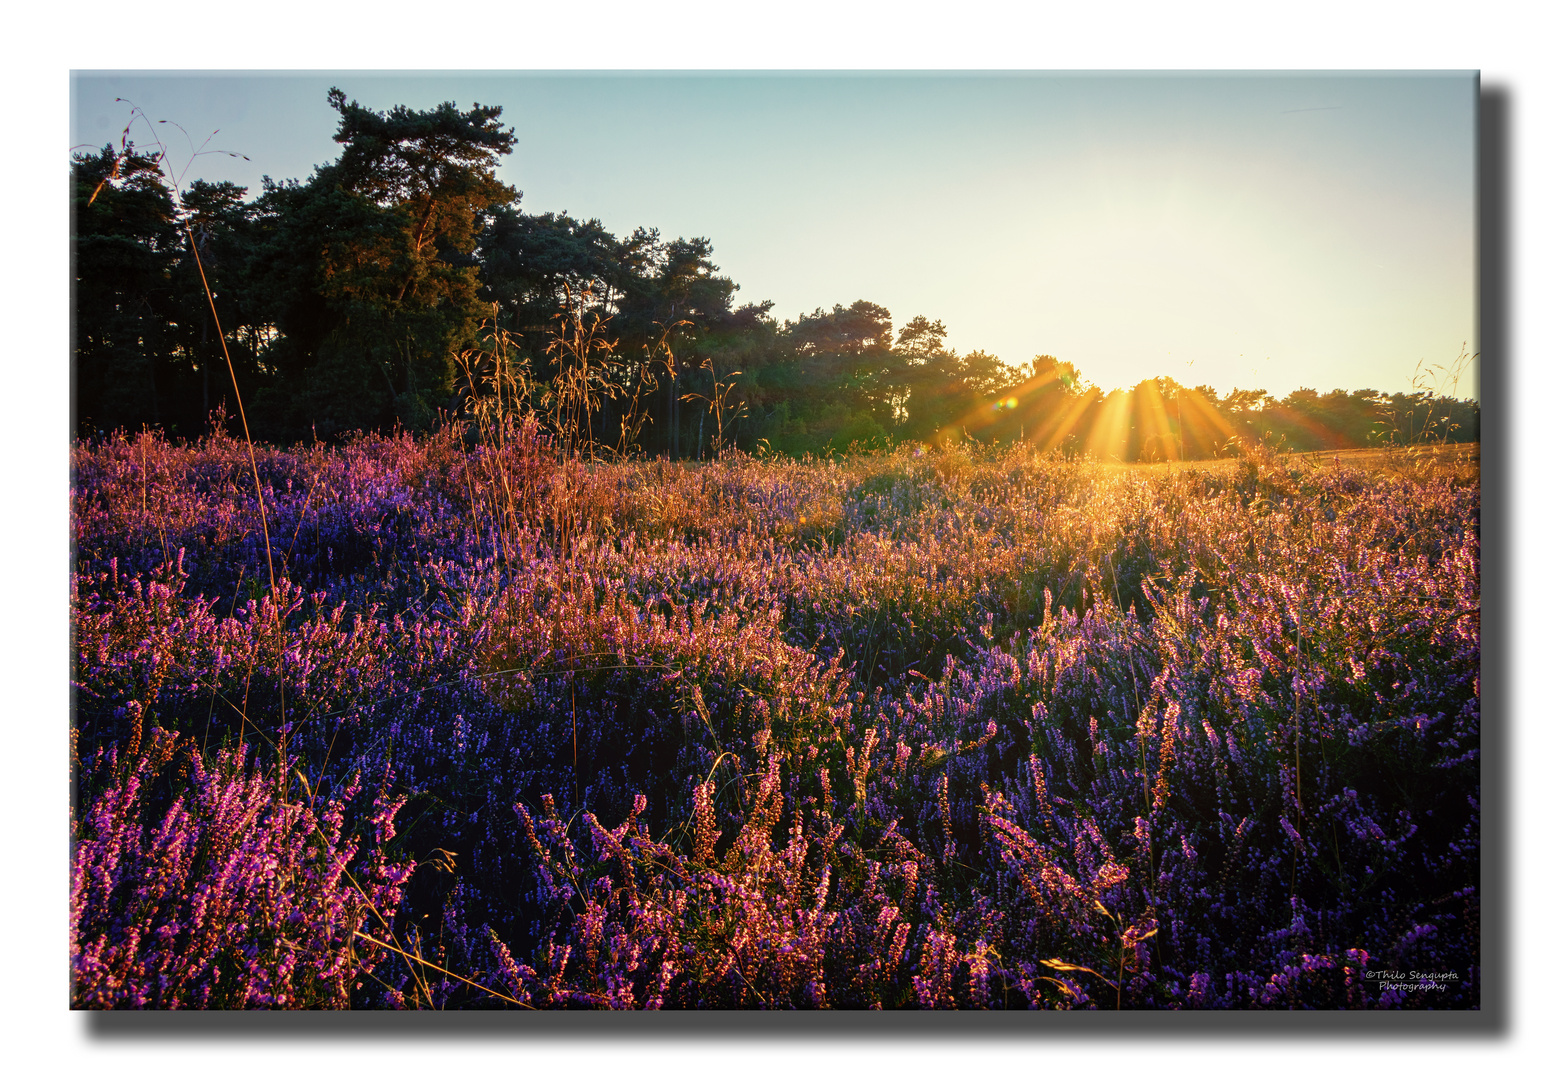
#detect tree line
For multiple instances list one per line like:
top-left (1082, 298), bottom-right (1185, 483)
top-left (72, 89), bottom-right (1479, 458)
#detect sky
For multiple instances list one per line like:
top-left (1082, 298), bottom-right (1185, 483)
top-left (70, 71), bottom-right (1477, 400)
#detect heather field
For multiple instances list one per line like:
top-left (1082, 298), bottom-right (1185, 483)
top-left (69, 426), bottom-right (1479, 1009)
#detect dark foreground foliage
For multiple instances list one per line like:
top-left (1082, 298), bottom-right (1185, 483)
top-left (71, 428), bottom-right (1479, 1008)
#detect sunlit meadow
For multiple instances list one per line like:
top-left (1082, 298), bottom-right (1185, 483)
top-left (70, 415), bottom-right (1478, 1008)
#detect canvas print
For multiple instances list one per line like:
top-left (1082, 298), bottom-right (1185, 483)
top-left (69, 71), bottom-right (1480, 1009)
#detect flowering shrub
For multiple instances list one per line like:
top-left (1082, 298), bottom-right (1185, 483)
top-left (71, 731), bottom-right (414, 1008)
top-left (71, 429), bottom-right (1478, 1008)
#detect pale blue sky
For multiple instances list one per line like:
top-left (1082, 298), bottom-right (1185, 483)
top-left (70, 71), bottom-right (1477, 399)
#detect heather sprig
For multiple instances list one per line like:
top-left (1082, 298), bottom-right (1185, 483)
top-left (71, 730), bottom-right (414, 1008)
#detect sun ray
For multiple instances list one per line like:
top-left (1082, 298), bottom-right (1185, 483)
top-left (1030, 386), bottom-right (1100, 452)
top-left (939, 365), bottom-right (1071, 443)
top-left (1177, 387), bottom-right (1243, 456)
top-left (1086, 389), bottom-right (1134, 462)
top-left (1134, 379), bottom-right (1179, 461)
top-left (1257, 403), bottom-right (1351, 452)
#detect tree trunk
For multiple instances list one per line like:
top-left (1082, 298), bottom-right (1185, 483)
top-left (201, 310), bottom-right (210, 419)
